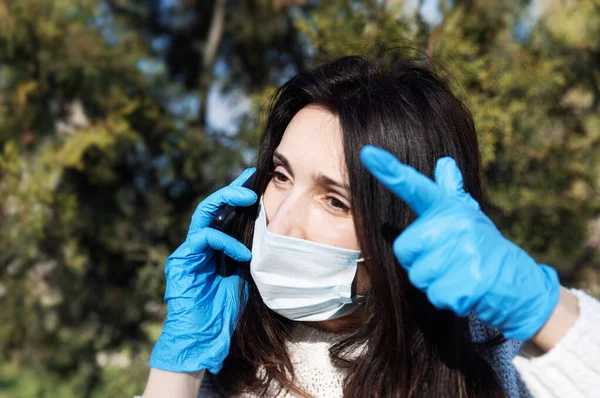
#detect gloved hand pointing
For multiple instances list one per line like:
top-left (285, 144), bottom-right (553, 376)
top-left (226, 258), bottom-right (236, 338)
top-left (149, 169), bottom-right (256, 374)
top-left (360, 145), bottom-right (560, 340)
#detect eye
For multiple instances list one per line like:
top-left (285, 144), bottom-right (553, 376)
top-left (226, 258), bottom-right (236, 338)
top-left (326, 196), bottom-right (351, 214)
top-left (269, 170), bottom-right (291, 185)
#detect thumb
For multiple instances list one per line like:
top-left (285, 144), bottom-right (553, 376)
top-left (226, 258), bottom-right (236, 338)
top-left (434, 157), bottom-right (464, 195)
top-left (434, 157), bottom-right (479, 210)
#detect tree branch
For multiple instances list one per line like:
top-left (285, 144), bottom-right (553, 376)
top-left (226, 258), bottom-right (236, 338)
top-left (202, 0), bottom-right (226, 72)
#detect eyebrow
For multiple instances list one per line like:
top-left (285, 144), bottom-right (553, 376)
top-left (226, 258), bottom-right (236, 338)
top-left (313, 173), bottom-right (350, 192)
top-left (273, 150), bottom-right (349, 192)
top-left (273, 151), bottom-right (294, 178)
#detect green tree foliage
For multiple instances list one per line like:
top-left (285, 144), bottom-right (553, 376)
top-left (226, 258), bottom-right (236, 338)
top-left (0, 1), bottom-right (217, 395)
top-left (436, 1), bottom-right (600, 278)
top-left (0, 0), bottom-right (599, 396)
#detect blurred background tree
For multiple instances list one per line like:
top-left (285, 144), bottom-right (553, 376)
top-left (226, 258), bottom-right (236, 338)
top-left (0, 0), bottom-right (598, 396)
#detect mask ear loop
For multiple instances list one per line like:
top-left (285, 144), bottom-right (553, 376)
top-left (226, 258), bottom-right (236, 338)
top-left (352, 256), bottom-right (367, 303)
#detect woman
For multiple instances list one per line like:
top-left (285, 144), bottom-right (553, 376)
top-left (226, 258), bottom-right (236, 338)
top-left (141, 55), bottom-right (600, 397)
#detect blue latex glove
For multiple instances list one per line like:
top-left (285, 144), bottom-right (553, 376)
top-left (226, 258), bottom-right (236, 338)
top-left (360, 145), bottom-right (560, 340)
top-left (149, 169), bottom-right (256, 373)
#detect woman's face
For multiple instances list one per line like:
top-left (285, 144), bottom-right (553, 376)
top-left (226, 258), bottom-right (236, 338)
top-left (263, 105), bottom-right (358, 249)
top-left (262, 104), bottom-right (370, 331)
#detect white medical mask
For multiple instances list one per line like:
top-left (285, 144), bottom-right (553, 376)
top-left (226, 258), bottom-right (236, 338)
top-left (250, 199), bottom-right (365, 321)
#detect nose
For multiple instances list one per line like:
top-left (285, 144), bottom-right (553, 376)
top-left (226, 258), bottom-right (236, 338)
top-left (265, 193), bottom-right (308, 240)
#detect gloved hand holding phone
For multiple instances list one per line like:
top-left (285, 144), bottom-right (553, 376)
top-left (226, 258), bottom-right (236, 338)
top-left (360, 145), bottom-right (561, 341)
top-left (149, 168), bottom-right (256, 374)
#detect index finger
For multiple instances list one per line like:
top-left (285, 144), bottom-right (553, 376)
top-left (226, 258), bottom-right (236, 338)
top-left (229, 167), bottom-right (256, 188)
top-left (190, 168), bottom-right (257, 230)
top-left (359, 145), bottom-right (440, 216)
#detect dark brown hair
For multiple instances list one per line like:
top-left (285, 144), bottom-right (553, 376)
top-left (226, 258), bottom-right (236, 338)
top-left (212, 53), bottom-right (505, 397)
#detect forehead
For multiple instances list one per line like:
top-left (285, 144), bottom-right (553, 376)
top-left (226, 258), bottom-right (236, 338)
top-left (276, 105), bottom-right (346, 178)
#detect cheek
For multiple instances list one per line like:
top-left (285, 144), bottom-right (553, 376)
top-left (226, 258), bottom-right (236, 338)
top-left (262, 182), bottom-right (360, 251)
top-left (311, 217), bottom-right (360, 251)
top-left (262, 182), bottom-right (284, 221)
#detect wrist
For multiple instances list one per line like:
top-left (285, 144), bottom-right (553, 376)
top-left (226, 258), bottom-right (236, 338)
top-left (498, 263), bottom-right (561, 340)
top-left (150, 327), bottom-right (230, 374)
top-left (143, 368), bottom-right (205, 398)
top-left (530, 286), bottom-right (579, 352)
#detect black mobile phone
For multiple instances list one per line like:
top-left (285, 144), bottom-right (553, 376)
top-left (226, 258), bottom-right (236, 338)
top-left (210, 174), bottom-right (256, 277)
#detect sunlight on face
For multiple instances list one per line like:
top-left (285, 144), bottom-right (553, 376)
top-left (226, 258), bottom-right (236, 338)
top-left (262, 105), bottom-right (360, 251)
top-left (262, 105), bottom-right (371, 331)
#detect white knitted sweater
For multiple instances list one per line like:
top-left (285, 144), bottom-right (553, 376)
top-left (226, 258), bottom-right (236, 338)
top-left (148, 289), bottom-right (600, 397)
top-left (511, 289), bottom-right (600, 397)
